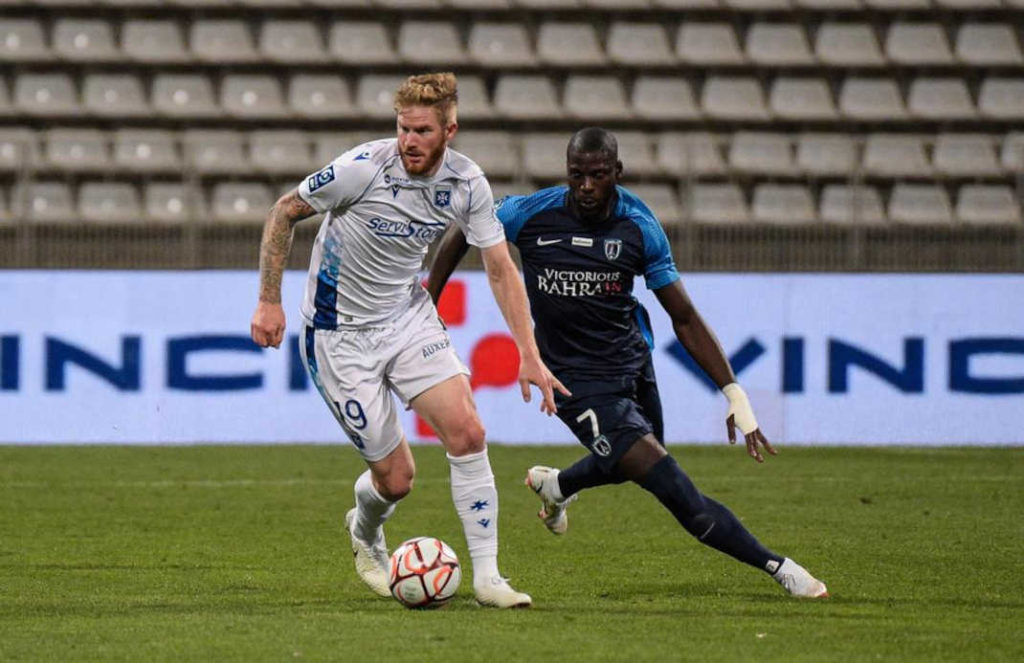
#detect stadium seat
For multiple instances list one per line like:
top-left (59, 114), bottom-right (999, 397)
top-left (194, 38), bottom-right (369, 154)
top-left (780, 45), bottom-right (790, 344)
top-left (795, 0), bottom-right (861, 7)
top-left (523, 133), bottom-right (567, 179)
top-left (656, 132), bottom-right (727, 177)
top-left (489, 181), bottom-right (529, 201)
top-left (888, 184), bottom-right (954, 225)
top-left (26, 182), bottom-right (75, 223)
top-left (0, 19), bottom-right (51, 62)
top-left (468, 23), bottom-right (536, 67)
top-left (978, 78), bottom-right (1024, 120)
top-left (397, 21), bottom-right (464, 65)
top-left (815, 23), bottom-right (885, 67)
top-left (83, 74), bottom-right (149, 118)
top-left (260, 21), bottom-right (326, 64)
top-left (356, 74), bottom-right (408, 118)
top-left (729, 132), bottom-right (796, 176)
top-left (752, 184), bottom-right (817, 225)
top-left (183, 130), bottom-right (247, 174)
top-left (329, 22), bottom-right (398, 64)
top-left (452, 132), bottom-right (519, 179)
top-left (143, 183), bottom-right (199, 224)
top-left (100, 0), bottom-right (162, 5)
top-left (1001, 133), bottom-right (1024, 172)
top-left (955, 24), bottom-right (1023, 66)
top-left (113, 130), bottom-right (180, 173)
top-left (0, 186), bottom-right (10, 223)
top-left (652, 0), bottom-right (719, 6)
top-left (454, 75), bottom-right (494, 119)
top-left (887, 23), bottom-right (954, 65)
top-left (746, 23), bottom-right (814, 65)
top-left (191, 20), bottom-right (260, 63)
top-left (819, 184), bottom-right (887, 225)
top-left (376, 0), bottom-right (442, 8)
top-left (79, 183), bottom-right (141, 224)
top-left (44, 129), bottom-right (109, 172)
top-left (688, 183), bottom-right (749, 224)
top-left (222, 75), bottom-right (288, 119)
top-left (249, 131), bottom-right (312, 176)
top-left (701, 77), bottom-right (770, 121)
top-left (449, 0), bottom-right (512, 7)
top-left (863, 134), bottom-right (931, 178)
top-left (313, 133), bottom-right (371, 165)
top-left (724, 0), bottom-right (790, 8)
top-left (14, 74), bottom-right (79, 116)
top-left (289, 75), bottom-right (356, 119)
top-left (839, 78), bottom-right (907, 121)
top-left (796, 133), bottom-right (857, 177)
top-left (908, 78), bottom-right (976, 120)
top-left (935, 0), bottom-right (1000, 8)
top-left (0, 77), bottom-right (10, 117)
top-left (616, 132), bottom-right (659, 178)
top-left (676, 23), bottom-right (745, 65)
top-left (536, 23), bottom-right (605, 65)
top-left (212, 182), bottom-right (274, 224)
top-left (495, 75), bottom-right (563, 119)
top-left (0, 128), bottom-right (38, 172)
top-left (864, 0), bottom-right (929, 8)
top-left (623, 184), bottom-right (682, 225)
top-left (152, 74), bottom-right (220, 118)
top-left (632, 76), bottom-right (700, 121)
top-left (563, 76), bottom-right (632, 120)
top-left (516, 0), bottom-right (581, 8)
top-left (607, 23), bottom-right (675, 66)
top-left (307, 0), bottom-right (371, 6)
top-left (52, 19), bottom-right (119, 62)
top-left (123, 20), bottom-right (191, 63)
top-left (933, 134), bottom-right (1002, 177)
top-left (769, 78), bottom-right (838, 120)
top-left (955, 185), bottom-right (1022, 225)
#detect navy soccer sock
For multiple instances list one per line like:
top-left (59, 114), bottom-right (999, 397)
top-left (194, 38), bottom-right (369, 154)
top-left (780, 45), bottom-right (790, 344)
top-left (638, 455), bottom-right (783, 573)
top-left (557, 454), bottom-right (626, 499)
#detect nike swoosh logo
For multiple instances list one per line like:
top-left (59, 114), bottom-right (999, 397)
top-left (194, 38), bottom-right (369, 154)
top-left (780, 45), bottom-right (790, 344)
top-left (536, 237), bottom-right (563, 246)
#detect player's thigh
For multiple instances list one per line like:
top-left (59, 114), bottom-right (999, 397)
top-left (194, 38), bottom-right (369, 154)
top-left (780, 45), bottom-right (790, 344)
top-left (409, 374), bottom-right (484, 456)
top-left (301, 326), bottom-right (405, 463)
top-left (557, 389), bottom-right (654, 473)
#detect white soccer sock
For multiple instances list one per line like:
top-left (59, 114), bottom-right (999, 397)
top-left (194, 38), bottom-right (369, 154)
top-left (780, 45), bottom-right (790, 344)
top-left (353, 470), bottom-right (396, 545)
top-left (447, 449), bottom-right (500, 586)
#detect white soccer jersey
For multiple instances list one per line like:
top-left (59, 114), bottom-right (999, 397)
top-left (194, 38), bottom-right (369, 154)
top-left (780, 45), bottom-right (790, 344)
top-left (297, 138), bottom-right (504, 328)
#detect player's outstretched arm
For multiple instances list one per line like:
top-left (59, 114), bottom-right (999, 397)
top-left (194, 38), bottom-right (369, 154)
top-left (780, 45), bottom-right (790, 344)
top-left (479, 242), bottom-right (570, 415)
top-left (654, 281), bottom-right (776, 463)
top-left (426, 225), bottom-right (470, 306)
top-left (250, 189), bottom-right (316, 349)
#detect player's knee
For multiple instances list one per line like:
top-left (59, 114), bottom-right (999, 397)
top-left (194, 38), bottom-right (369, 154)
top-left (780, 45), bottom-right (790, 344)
top-left (443, 416), bottom-right (486, 456)
top-left (378, 472), bottom-right (414, 501)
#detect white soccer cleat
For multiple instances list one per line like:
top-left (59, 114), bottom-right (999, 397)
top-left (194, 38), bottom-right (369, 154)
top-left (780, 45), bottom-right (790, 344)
top-left (344, 508), bottom-right (391, 598)
top-left (772, 558), bottom-right (829, 598)
top-left (525, 466), bottom-right (577, 535)
top-left (474, 576), bottom-right (533, 608)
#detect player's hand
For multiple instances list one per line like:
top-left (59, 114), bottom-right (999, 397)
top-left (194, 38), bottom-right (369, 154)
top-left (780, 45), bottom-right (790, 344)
top-left (723, 383), bottom-right (776, 463)
top-left (251, 301), bottom-right (286, 349)
top-left (518, 354), bottom-right (571, 416)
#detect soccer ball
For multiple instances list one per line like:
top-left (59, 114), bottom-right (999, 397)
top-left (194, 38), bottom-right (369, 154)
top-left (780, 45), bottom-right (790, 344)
top-left (388, 536), bottom-right (461, 609)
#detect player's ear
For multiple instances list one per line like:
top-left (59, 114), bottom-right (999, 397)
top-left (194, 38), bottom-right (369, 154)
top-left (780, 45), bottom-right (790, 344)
top-left (445, 120), bottom-right (458, 143)
top-left (615, 160), bottom-right (624, 180)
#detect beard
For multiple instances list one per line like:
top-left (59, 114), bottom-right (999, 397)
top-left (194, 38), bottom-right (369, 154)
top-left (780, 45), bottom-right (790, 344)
top-left (400, 140), bottom-right (447, 176)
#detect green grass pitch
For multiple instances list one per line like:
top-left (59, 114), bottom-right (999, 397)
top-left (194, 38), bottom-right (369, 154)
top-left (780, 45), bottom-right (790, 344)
top-left (1, 444), bottom-right (1022, 662)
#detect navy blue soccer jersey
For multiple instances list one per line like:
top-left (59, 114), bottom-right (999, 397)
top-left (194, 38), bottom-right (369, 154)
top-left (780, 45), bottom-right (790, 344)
top-left (497, 185), bottom-right (680, 379)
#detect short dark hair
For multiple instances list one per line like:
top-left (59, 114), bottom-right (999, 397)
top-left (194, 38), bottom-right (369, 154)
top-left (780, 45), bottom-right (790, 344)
top-left (567, 127), bottom-right (618, 161)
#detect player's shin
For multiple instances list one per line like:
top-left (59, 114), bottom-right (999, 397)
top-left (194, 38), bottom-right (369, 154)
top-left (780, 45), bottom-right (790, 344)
top-left (638, 456), bottom-right (783, 573)
top-left (557, 454), bottom-right (627, 498)
top-left (446, 449), bottom-right (500, 585)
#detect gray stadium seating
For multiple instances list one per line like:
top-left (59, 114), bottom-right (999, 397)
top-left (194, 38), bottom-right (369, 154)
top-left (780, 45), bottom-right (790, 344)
top-left (468, 23), bottom-right (536, 67)
top-left (746, 23), bottom-right (815, 65)
top-left (819, 185), bottom-right (887, 225)
top-left (523, 133), bottom-right (567, 179)
top-left (183, 130), bottom-right (247, 174)
top-left (955, 185), bottom-right (1022, 225)
top-left (656, 132), bottom-right (727, 177)
top-left (452, 132), bottom-right (519, 179)
top-left (839, 78), bottom-right (907, 121)
top-left (44, 129), bottom-right (109, 172)
top-left (79, 183), bottom-right (141, 224)
top-left (536, 23), bottom-right (605, 66)
top-left (863, 134), bottom-right (932, 178)
top-left (144, 182), bottom-right (202, 224)
top-left (454, 76), bottom-right (495, 119)
top-left (797, 133), bottom-right (857, 177)
top-left (0, 19), bottom-right (50, 62)
top-left (623, 184), bottom-right (682, 225)
top-left (702, 77), bottom-right (770, 121)
top-left (689, 184), bottom-right (750, 224)
top-left (329, 22), bottom-right (398, 64)
top-left (26, 182), bottom-right (75, 223)
top-left (616, 132), bottom-right (659, 178)
top-left (123, 20), bottom-right (191, 63)
top-left (0, 128), bottom-right (37, 172)
top-left (191, 20), bottom-right (260, 63)
top-left (288, 75), bottom-right (356, 119)
top-left (14, 74), bottom-right (79, 116)
top-left (607, 23), bottom-right (675, 66)
top-left (889, 184), bottom-right (954, 225)
top-left (113, 130), bottom-right (180, 173)
top-left (676, 23), bottom-right (745, 65)
top-left (729, 132), bottom-right (796, 177)
top-left (933, 134), bottom-right (1002, 177)
top-left (221, 75), bottom-right (288, 119)
top-left (955, 24), bottom-right (1023, 66)
top-left (1002, 133), bottom-right (1024, 172)
top-left (908, 78), bottom-right (976, 120)
top-left (260, 21), bottom-right (326, 64)
top-left (816, 23), bottom-right (885, 66)
top-left (211, 182), bottom-right (274, 224)
top-left (356, 75), bottom-right (408, 119)
top-left (83, 74), bottom-right (149, 118)
top-left (397, 21), bottom-right (464, 65)
top-left (886, 23), bottom-right (954, 65)
top-left (632, 77), bottom-right (701, 121)
top-left (752, 184), bottom-right (818, 225)
top-left (249, 131), bottom-right (312, 176)
top-left (563, 76), bottom-right (632, 120)
top-left (53, 19), bottom-right (119, 62)
top-left (770, 78), bottom-right (838, 121)
top-left (152, 74), bottom-right (220, 118)
top-left (495, 76), bottom-right (563, 119)
top-left (978, 78), bottom-right (1024, 120)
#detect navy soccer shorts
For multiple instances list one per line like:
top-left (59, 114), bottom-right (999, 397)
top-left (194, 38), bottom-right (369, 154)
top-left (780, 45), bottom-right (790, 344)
top-left (554, 359), bottom-right (665, 472)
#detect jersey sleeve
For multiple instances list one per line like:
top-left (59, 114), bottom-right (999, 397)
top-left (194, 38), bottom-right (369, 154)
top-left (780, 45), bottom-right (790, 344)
top-left (640, 216), bottom-right (680, 290)
top-left (495, 186), bottom-right (567, 243)
top-left (457, 176), bottom-right (505, 249)
top-left (297, 145), bottom-right (380, 214)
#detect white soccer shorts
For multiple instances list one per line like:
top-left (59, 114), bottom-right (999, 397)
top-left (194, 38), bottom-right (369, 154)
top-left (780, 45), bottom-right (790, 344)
top-left (299, 294), bottom-right (469, 462)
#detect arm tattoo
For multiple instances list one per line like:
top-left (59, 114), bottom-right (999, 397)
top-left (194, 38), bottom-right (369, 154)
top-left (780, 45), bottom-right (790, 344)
top-left (258, 190), bottom-right (316, 304)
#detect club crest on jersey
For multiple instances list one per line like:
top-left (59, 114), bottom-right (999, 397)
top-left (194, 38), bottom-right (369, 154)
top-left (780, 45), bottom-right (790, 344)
top-left (592, 435), bottom-right (612, 457)
top-left (433, 185), bottom-right (452, 208)
top-left (604, 238), bottom-right (622, 261)
top-left (307, 165), bottom-right (335, 193)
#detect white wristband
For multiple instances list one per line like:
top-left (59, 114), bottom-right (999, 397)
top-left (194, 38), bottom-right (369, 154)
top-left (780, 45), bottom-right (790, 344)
top-left (722, 383), bottom-right (759, 435)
